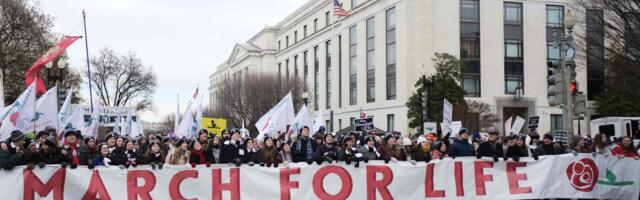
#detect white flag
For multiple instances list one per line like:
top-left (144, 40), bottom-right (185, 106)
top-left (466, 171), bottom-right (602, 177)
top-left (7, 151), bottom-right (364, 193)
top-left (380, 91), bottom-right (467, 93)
top-left (175, 100), bottom-right (194, 138)
top-left (194, 96), bottom-right (203, 135)
top-left (255, 92), bottom-right (294, 140)
top-left (31, 86), bottom-right (58, 132)
top-left (288, 104), bottom-right (312, 136)
top-left (62, 105), bottom-right (86, 135)
top-left (58, 89), bottom-right (73, 132)
top-left (0, 82), bottom-right (36, 141)
top-left (124, 108), bottom-right (134, 137)
top-left (312, 110), bottom-right (325, 136)
top-left (84, 102), bottom-right (102, 137)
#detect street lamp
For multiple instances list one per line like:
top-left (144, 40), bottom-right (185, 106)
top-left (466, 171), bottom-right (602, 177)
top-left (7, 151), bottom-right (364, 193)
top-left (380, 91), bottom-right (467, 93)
top-left (564, 10), bottom-right (576, 30)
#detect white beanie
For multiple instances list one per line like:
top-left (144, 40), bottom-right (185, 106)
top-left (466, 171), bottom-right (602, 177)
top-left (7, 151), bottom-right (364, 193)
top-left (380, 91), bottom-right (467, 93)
top-left (417, 135), bottom-right (427, 144)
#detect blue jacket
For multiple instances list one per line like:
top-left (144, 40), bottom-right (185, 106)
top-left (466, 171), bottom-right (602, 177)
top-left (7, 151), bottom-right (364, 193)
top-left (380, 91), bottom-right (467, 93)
top-left (448, 139), bottom-right (476, 157)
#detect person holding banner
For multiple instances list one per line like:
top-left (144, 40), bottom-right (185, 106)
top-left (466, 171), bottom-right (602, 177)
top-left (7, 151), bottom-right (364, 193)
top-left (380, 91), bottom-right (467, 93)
top-left (140, 141), bottom-right (165, 170)
top-left (313, 134), bottom-right (338, 164)
top-left (448, 130), bottom-right (476, 158)
top-left (242, 138), bottom-right (260, 165)
top-left (91, 144), bottom-right (113, 166)
top-left (0, 131), bottom-right (29, 170)
top-left (410, 135), bottom-right (432, 162)
top-left (291, 126), bottom-right (315, 163)
top-left (476, 128), bottom-right (503, 161)
top-left (534, 134), bottom-right (564, 156)
top-left (259, 137), bottom-right (281, 167)
top-left (35, 136), bottom-right (62, 165)
top-left (337, 137), bottom-right (366, 167)
top-left (60, 130), bottom-right (88, 168)
top-left (220, 131), bottom-right (243, 166)
top-left (611, 136), bottom-right (639, 158)
top-left (379, 135), bottom-right (407, 163)
top-left (360, 136), bottom-right (381, 160)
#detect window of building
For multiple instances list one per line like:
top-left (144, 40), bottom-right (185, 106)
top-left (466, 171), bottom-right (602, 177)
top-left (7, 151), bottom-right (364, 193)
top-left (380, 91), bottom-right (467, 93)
top-left (326, 120), bottom-right (332, 132)
top-left (386, 7), bottom-right (397, 100)
top-left (304, 25), bottom-right (308, 38)
top-left (278, 40), bottom-right (281, 51)
top-left (285, 59), bottom-right (290, 80)
top-left (314, 18), bottom-right (318, 33)
top-left (350, 117), bottom-right (355, 126)
top-left (349, 26), bottom-right (358, 105)
top-left (352, 0), bottom-right (362, 9)
top-left (294, 55), bottom-right (299, 79)
top-left (546, 5), bottom-right (564, 96)
top-left (587, 9), bottom-right (605, 100)
top-left (550, 114), bottom-right (563, 131)
top-left (366, 17), bottom-right (375, 103)
top-left (460, 0), bottom-right (481, 97)
top-left (504, 2), bottom-right (524, 94)
top-left (294, 31), bottom-right (298, 43)
top-left (338, 35), bottom-right (343, 108)
top-left (326, 11), bottom-right (330, 27)
top-left (314, 46), bottom-right (320, 111)
top-left (286, 36), bottom-right (289, 48)
top-left (338, 119), bottom-right (342, 131)
top-left (387, 114), bottom-right (395, 132)
top-left (278, 62), bottom-right (282, 81)
top-left (326, 40), bottom-right (332, 109)
top-left (304, 51), bottom-right (309, 91)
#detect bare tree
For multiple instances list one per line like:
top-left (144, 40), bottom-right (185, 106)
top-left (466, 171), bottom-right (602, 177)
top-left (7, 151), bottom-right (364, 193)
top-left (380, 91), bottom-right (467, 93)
top-left (210, 73), bottom-right (304, 134)
top-left (453, 101), bottom-right (498, 133)
top-left (0, 0), bottom-right (54, 104)
top-left (88, 48), bottom-right (157, 112)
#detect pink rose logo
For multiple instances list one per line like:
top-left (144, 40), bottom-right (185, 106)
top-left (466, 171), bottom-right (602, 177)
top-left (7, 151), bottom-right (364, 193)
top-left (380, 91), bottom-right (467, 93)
top-left (566, 158), bottom-right (599, 192)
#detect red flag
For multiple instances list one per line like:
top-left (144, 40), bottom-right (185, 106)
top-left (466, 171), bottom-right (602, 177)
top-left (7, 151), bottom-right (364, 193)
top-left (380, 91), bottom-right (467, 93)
top-left (25, 36), bottom-right (81, 94)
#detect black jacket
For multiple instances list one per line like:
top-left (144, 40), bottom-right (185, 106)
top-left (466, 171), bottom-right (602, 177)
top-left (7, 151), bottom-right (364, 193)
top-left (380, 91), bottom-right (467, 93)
top-left (410, 147), bottom-right (431, 162)
top-left (62, 144), bottom-right (89, 165)
top-left (477, 141), bottom-right (504, 158)
top-left (337, 146), bottom-right (365, 162)
top-left (220, 140), bottom-right (243, 163)
top-left (36, 148), bottom-right (63, 164)
top-left (242, 148), bottom-right (261, 163)
top-left (291, 137), bottom-right (316, 162)
top-left (313, 144), bottom-right (338, 162)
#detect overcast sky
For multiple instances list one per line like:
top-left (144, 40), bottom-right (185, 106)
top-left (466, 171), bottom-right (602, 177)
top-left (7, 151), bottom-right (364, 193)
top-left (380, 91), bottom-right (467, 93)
top-left (36, 0), bottom-right (307, 122)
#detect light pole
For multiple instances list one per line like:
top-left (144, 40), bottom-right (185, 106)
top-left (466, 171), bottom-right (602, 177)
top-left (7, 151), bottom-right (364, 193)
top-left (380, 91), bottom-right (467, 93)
top-left (563, 10), bottom-right (577, 147)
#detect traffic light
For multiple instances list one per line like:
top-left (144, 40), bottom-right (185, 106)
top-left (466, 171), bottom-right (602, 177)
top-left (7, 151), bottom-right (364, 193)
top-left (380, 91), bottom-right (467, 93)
top-left (547, 61), bottom-right (565, 106)
top-left (573, 93), bottom-right (586, 116)
top-left (570, 82), bottom-right (577, 95)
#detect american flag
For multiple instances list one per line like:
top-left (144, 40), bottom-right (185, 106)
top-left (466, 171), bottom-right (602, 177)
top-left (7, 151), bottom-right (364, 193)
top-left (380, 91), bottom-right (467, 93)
top-left (333, 0), bottom-right (351, 17)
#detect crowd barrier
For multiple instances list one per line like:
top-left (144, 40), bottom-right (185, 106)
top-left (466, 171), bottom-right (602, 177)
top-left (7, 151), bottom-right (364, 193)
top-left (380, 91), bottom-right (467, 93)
top-left (1, 154), bottom-right (638, 200)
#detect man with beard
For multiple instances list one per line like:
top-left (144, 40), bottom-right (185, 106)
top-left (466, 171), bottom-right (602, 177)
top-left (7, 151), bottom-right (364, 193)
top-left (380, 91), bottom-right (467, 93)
top-left (292, 126), bottom-right (316, 163)
top-left (534, 134), bottom-right (564, 156)
top-left (313, 134), bottom-right (338, 164)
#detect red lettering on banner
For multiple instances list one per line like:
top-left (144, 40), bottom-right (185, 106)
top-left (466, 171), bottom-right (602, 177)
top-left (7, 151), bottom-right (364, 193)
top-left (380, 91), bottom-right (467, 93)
top-left (474, 161), bottom-right (493, 196)
top-left (127, 170), bottom-right (156, 200)
top-left (23, 168), bottom-right (66, 200)
top-left (312, 165), bottom-right (353, 200)
top-left (81, 170), bottom-right (112, 200)
top-left (454, 161), bottom-right (464, 197)
top-left (425, 163), bottom-right (445, 198)
top-left (212, 168), bottom-right (240, 200)
top-left (279, 167), bottom-right (300, 200)
top-left (506, 162), bottom-right (532, 194)
top-left (366, 165), bottom-right (393, 200)
top-left (169, 170), bottom-right (198, 200)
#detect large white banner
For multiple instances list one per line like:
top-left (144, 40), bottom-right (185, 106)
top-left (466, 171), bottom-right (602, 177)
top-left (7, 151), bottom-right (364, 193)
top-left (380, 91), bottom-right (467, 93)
top-left (1, 155), bottom-right (638, 200)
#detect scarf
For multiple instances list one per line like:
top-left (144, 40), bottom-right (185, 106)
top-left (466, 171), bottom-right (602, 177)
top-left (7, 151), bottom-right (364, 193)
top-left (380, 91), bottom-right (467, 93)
top-left (421, 144), bottom-right (430, 154)
top-left (305, 139), bottom-right (313, 160)
top-left (64, 141), bottom-right (80, 165)
top-left (191, 149), bottom-right (206, 164)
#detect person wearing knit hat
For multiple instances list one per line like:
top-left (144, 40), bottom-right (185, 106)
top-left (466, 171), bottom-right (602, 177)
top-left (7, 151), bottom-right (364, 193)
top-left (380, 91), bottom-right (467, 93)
top-left (410, 135), bottom-right (432, 162)
top-left (359, 135), bottom-right (380, 160)
top-left (448, 129), bottom-right (476, 158)
top-left (534, 134), bottom-right (563, 156)
top-left (0, 130), bottom-right (29, 170)
top-left (337, 137), bottom-right (366, 167)
top-left (476, 127), bottom-right (504, 161)
top-left (38, 135), bottom-right (63, 165)
top-left (61, 129), bottom-right (88, 167)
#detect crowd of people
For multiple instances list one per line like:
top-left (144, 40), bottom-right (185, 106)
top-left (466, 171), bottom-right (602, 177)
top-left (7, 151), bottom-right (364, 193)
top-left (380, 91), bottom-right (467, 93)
top-left (0, 125), bottom-right (638, 170)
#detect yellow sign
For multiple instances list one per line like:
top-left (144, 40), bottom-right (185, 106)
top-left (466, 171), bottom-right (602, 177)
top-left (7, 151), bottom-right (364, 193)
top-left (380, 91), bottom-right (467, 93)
top-left (201, 117), bottom-right (227, 137)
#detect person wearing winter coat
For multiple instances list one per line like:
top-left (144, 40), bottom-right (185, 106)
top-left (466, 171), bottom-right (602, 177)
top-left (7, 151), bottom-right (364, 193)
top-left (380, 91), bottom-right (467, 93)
top-left (571, 136), bottom-right (592, 153)
top-left (36, 136), bottom-right (62, 165)
top-left (141, 141), bottom-right (165, 169)
top-left (92, 144), bottom-right (113, 166)
top-left (124, 140), bottom-right (139, 168)
top-left (360, 136), bottom-right (381, 160)
top-left (313, 134), bottom-right (339, 164)
top-left (379, 136), bottom-right (407, 162)
top-left (291, 126), bottom-right (316, 163)
top-left (431, 142), bottom-right (449, 160)
top-left (189, 140), bottom-right (211, 165)
top-left (84, 137), bottom-right (99, 161)
top-left (166, 139), bottom-right (190, 165)
top-left (280, 142), bottom-right (294, 163)
top-left (210, 135), bottom-right (222, 164)
top-left (534, 134), bottom-right (564, 156)
top-left (61, 130), bottom-right (88, 166)
top-left (338, 137), bottom-right (366, 167)
top-left (242, 139), bottom-right (260, 164)
top-left (611, 136), bottom-right (639, 158)
top-left (448, 131), bottom-right (476, 158)
top-left (220, 132), bottom-right (244, 166)
top-left (410, 135), bottom-right (432, 162)
top-left (592, 133), bottom-right (612, 155)
top-left (476, 130), bottom-right (504, 161)
top-left (504, 136), bottom-right (527, 162)
top-left (260, 138), bottom-right (282, 167)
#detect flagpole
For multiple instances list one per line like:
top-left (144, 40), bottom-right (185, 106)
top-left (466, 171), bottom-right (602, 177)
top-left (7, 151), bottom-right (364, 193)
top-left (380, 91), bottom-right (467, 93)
top-left (83, 9), bottom-right (94, 112)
